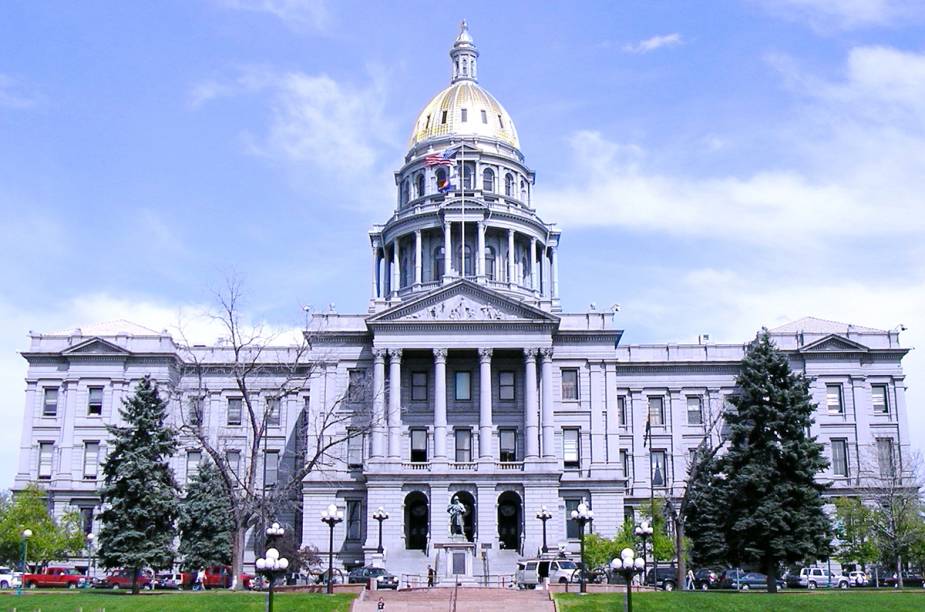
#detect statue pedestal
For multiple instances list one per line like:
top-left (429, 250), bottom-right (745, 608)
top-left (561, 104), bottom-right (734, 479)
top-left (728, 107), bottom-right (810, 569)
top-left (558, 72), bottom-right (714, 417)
top-left (434, 540), bottom-right (477, 585)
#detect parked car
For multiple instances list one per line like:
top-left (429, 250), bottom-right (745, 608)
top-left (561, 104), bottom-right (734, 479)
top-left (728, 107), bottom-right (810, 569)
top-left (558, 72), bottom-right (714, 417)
top-left (22, 567), bottom-right (85, 589)
top-left (882, 571), bottom-right (925, 588)
top-left (154, 572), bottom-right (184, 590)
top-left (645, 567), bottom-right (679, 591)
top-left (718, 569), bottom-right (785, 591)
top-left (0, 566), bottom-right (21, 589)
top-left (848, 571), bottom-right (870, 587)
top-left (785, 567), bottom-right (849, 589)
top-left (347, 566), bottom-right (399, 589)
top-left (515, 557), bottom-right (580, 588)
top-left (101, 569), bottom-right (153, 590)
top-left (180, 566), bottom-right (254, 589)
top-left (693, 567), bottom-right (721, 591)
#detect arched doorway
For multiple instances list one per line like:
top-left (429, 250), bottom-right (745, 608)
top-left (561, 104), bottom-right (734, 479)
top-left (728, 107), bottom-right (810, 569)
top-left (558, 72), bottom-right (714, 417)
top-left (451, 491), bottom-right (476, 542)
top-left (497, 491), bottom-right (522, 550)
top-left (404, 491), bottom-right (429, 550)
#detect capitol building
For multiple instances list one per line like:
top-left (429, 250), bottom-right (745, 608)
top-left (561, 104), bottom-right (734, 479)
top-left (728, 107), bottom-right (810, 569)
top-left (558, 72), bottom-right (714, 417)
top-left (14, 24), bottom-right (912, 581)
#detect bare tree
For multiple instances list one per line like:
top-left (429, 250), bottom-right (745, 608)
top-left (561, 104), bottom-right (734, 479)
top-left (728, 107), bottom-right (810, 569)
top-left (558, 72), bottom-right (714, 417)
top-left (169, 278), bottom-right (379, 588)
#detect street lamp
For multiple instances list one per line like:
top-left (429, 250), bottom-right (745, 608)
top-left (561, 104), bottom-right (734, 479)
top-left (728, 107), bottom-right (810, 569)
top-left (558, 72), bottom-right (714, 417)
top-left (536, 506), bottom-right (552, 554)
top-left (256, 522), bottom-right (288, 612)
top-left (17, 529), bottom-right (32, 596)
top-left (634, 522), bottom-right (653, 586)
top-left (372, 507), bottom-right (389, 555)
top-left (85, 533), bottom-right (96, 588)
top-left (610, 547), bottom-right (646, 612)
top-left (320, 503), bottom-right (344, 595)
top-left (569, 500), bottom-right (594, 593)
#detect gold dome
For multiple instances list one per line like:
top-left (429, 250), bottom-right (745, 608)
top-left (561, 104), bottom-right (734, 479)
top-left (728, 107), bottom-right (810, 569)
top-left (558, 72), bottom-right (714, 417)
top-left (409, 80), bottom-right (520, 149)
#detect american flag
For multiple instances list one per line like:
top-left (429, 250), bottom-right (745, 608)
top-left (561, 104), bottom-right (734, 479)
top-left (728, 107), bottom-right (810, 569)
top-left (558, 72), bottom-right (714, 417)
top-left (424, 148), bottom-right (458, 167)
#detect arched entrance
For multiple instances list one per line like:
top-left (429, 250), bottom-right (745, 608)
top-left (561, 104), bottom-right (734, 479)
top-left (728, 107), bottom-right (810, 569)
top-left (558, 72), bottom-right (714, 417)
top-left (497, 491), bottom-right (522, 550)
top-left (451, 491), bottom-right (476, 542)
top-left (404, 491), bottom-right (429, 550)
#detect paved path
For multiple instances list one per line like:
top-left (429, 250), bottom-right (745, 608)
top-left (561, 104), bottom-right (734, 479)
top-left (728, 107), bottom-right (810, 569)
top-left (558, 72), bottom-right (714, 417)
top-left (352, 587), bottom-right (555, 612)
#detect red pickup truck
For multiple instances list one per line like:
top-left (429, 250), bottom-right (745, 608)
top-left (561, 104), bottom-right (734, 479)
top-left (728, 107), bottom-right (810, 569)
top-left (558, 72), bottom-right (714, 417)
top-left (101, 569), bottom-right (153, 590)
top-left (181, 565), bottom-right (254, 589)
top-left (23, 567), bottom-right (85, 589)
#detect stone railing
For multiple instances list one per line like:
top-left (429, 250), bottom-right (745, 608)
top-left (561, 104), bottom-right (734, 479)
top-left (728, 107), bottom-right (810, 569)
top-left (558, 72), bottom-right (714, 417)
top-left (401, 462), bottom-right (432, 471)
top-left (496, 461), bottom-right (524, 471)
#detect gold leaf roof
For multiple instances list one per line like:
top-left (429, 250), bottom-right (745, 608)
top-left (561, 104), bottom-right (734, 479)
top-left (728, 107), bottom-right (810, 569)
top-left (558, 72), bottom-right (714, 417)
top-left (409, 81), bottom-right (519, 149)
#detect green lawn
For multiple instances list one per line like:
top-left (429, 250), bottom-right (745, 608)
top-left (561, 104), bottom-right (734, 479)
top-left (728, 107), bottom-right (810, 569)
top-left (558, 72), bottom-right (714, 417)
top-left (0, 590), bottom-right (354, 612)
top-left (555, 590), bottom-right (925, 612)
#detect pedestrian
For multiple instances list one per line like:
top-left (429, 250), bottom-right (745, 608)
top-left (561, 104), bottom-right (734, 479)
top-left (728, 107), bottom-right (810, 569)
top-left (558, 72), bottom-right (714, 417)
top-left (686, 569), bottom-right (695, 590)
top-left (195, 567), bottom-right (206, 591)
top-left (427, 564), bottom-right (435, 588)
top-left (377, 596), bottom-right (385, 610)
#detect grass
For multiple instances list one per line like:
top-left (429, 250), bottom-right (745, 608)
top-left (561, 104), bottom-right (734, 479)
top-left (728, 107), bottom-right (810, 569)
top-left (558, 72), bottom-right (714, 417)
top-left (555, 590), bottom-right (925, 612)
top-left (0, 590), bottom-right (355, 612)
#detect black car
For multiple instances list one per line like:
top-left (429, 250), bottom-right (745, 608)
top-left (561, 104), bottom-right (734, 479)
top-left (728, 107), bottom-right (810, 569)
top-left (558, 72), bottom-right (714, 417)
top-left (645, 567), bottom-right (679, 591)
top-left (883, 571), bottom-right (925, 588)
top-left (347, 566), bottom-right (399, 589)
top-left (719, 569), bottom-right (785, 591)
top-left (693, 567), bottom-right (721, 590)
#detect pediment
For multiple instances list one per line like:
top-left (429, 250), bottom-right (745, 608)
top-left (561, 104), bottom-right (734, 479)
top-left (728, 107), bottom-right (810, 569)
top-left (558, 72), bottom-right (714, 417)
top-left (367, 280), bottom-right (558, 325)
top-left (62, 337), bottom-right (131, 356)
top-left (799, 334), bottom-right (869, 354)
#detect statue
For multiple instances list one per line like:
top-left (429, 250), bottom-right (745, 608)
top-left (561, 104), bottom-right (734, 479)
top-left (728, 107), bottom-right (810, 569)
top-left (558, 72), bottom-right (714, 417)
top-left (447, 495), bottom-right (467, 536)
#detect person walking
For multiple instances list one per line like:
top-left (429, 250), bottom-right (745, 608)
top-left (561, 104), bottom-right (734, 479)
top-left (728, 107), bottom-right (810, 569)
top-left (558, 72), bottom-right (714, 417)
top-left (427, 565), bottom-right (435, 588)
top-left (195, 568), bottom-right (206, 591)
top-left (686, 569), bottom-right (695, 590)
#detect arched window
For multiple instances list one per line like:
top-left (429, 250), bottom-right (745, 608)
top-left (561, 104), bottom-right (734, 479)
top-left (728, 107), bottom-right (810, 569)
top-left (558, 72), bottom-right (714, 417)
top-left (401, 180), bottom-right (410, 207)
top-left (462, 59), bottom-right (469, 76)
top-left (463, 162), bottom-right (475, 190)
top-left (433, 247), bottom-right (445, 282)
top-left (504, 173), bottom-right (514, 197)
top-left (454, 244), bottom-right (473, 278)
top-left (400, 251), bottom-right (411, 288)
top-left (482, 168), bottom-right (495, 192)
top-left (520, 180), bottom-right (527, 202)
top-left (416, 173), bottom-right (425, 198)
top-left (484, 246), bottom-right (496, 281)
top-left (435, 168), bottom-right (449, 193)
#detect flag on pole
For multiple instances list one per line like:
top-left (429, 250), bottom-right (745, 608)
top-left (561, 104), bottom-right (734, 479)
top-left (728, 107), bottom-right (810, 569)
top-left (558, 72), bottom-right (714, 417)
top-left (424, 146), bottom-right (460, 167)
top-left (438, 165), bottom-right (457, 193)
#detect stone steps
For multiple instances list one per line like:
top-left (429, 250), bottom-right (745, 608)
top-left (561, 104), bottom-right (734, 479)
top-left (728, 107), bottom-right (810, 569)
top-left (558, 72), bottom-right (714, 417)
top-left (352, 587), bottom-right (555, 612)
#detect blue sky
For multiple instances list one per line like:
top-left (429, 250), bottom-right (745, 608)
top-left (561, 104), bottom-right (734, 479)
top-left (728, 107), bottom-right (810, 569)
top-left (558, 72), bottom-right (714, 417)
top-left (2, 0), bottom-right (925, 487)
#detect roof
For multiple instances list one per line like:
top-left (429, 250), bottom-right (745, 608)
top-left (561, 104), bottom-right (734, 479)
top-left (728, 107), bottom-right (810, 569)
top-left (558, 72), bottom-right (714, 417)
top-left (769, 316), bottom-right (885, 335)
top-left (408, 81), bottom-right (519, 149)
top-left (48, 319), bottom-right (162, 337)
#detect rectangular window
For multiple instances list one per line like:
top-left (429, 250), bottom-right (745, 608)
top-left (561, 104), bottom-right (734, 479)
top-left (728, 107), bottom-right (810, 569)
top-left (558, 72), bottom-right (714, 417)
top-left (347, 430), bottom-right (364, 467)
top-left (648, 397), bottom-right (665, 426)
top-left (454, 429), bottom-right (471, 462)
top-left (411, 371), bottom-right (428, 401)
top-left (266, 398), bottom-right (281, 427)
top-left (87, 387), bottom-right (103, 416)
top-left (186, 450), bottom-right (201, 481)
top-left (561, 369), bottom-right (579, 400)
top-left (346, 500), bottom-right (362, 541)
top-left (348, 369), bottom-right (367, 402)
top-left (188, 397), bottom-right (203, 426)
top-left (623, 506), bottom-right (635, 526)
top-left (264, 450), bottom-right (279, 487)
top-left (688, 447), bottom-right (698, 468)
top-left (455, 371), bottom-right (471, 401)
top-left (651, 450), bottom-right (668, 487)
top-left (38, 442), bottom-right (53, 479)
top-left (441, 110), bottom-right (448, 124)
top-left (618, 396), bottom-right (626, 427)
top-left (826, 384), bottom-right (844, 414)
top-left (832, 439), bottom-right (849, 477)
top-left (499, 371), bottom-right (515, 401)
top-left (498, 114), bottom-right (504, 129)
top-left (565, 499), bottom-right (581, 539)
top-left (80, 507), bottom-right (93, 535)
top-left (563, 428), bottom-right (580, 468)
top-left (83, 441), bottom-right (100, 479)
top-left (877, 438), bottom-right (894, 478)
top-left (43, 388), bottom-right (58, 417)
top-left (620, 449), bottom-right (630, 479)
top-left (227, 398), bottom-right (242, 426)
top-left (460, 108), bottom-right (468, 122)
top-left (500, 429), bottom-right (516, 462)
top-left (481, 109), bottom-right (487, 124)
top-left (872, 385), bottom-right (889, 414)
top-left (686, 396), bottom-right (702, 425)
top-left (411, 429), bottom-right (428, 462)
top-left (226, 450), bottom-right (241, 480)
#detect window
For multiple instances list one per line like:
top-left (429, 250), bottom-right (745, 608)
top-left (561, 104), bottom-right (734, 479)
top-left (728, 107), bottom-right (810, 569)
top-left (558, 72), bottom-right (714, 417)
top-left (563, 428), bottom-right (580, 468)
top-left (346, 500), bottom-right (362, 541)
top-left (460, 108), bottom-right (468, 122)
top-left (499, 371), bottom-right (515, 401)
top-left (617, 396), bottom-right (627, 426)
top-left (832, 439), bottom-right (849, 477)
top-left (227, 398), bottom-right (242, 426)
top-left (455, 371), bottom-right (471, 401)
top-left (441, 110), bottom-right (448, 124)
top-left (186, 450), bottom-right (201, 481)
top-left (648, 397), bottom-right (665, 426)
top-left (484, 247), bottom-right (496, 280)
top-left (435, 167), bottom-right (448, 193)
top-left (411, 372), bottom-right (428, 401)
top-left (561, 369), bottom-right (579, 401)
top-left (872, 385), bottom-right (889, 414)
top-left (188, 397), bottom-right (203, 426)
top-left (455, 243), bottom-right (473, 277)
top-left (43, 388), bottom-right (58, 417)
top-left (80, 507), bottom-right (94, 535)
top-left (520, 179), bottom-right (527, 201)
top-left (826, 384), bottom-right (844, 414)
top-left (401, 180), bottom-right (410, 206)
top-left (624, 506), bottom-right (635, 525)
top-left (416, 172), bottom-right (425, 198)
top-left (686, 396), bottom-right (702, 425)
top-left (87, 387), bottom-right (103, 416)
top-left (651, 450), bottom-right (667, 487)
top-left (433, 246), bottom-right (445, 280)
top-left (347, 430), bottom-right (364, 467)
top-left (38, 442), bottom-right (53, 479)
top-left (264, 450), bottom-right (279, 487)
top-left (424, 114), bottom-right (431, 129)
top-left (482, 168), bottom-right (495, 192)
top-left (620, 449), bottom-right (630, 479)
top-left (226, 450), bottom-right (241, 479)
top-left (455, 429), bottom-right (471, 462)
top-left (349, 369), bottom-right (367, 402)
top-left (481, 109), bottom-right (488, 123)
top-left (83, 442), bottom-right (100, 479)
top-left (498, 114), bottom-right (504, 129)
top-left (565, 499), bottom-right (581, 538)
top-left (877, 438), bottom-right (894, 478)
top-left (463, 162), bottom-right (475, 190)
top-left (500, 429), bottom-right (516, 462)
top-left (411, 429), bottom-right (428, 462)
top-left (688, 447), bottom-right (698, 468)
top-left (266, 398), bottom-right (281, 427)
top-left (504, 173), bottom-right (514, 196)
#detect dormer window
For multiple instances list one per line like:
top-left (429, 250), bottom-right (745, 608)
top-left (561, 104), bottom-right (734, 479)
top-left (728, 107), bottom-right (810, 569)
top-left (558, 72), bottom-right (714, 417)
top-left (425, 114), bottom-right (431, 130)
top-left (481, 110), bottom-right (488, 124)
top-left (498, 114), bottom-right (504, 129)
top-left (441, 110), bottom-right (448, 124)
top-left (461, 108), bottom-right (468, 123)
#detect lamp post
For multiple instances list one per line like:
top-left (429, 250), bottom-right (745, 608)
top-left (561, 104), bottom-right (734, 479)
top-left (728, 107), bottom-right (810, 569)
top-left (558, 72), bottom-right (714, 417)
top-left (634, 522), bottom-right (653, 587)
top-left (256, 522), bottom-right (288, 612)
top-left (569, 500), bottom-right (594, 593)
top-left (320, 503), bottom-right (344, 595)
top-left (85, 533), bottom-right (96, 588)
top-left (372, 507), bottom-right (389, 555)
top-left (536, 506), bottom-right (552, 554)
top-left (610, 548), bottom-right (646, 612)
top-left (17, 529), bottom-right (32, 596)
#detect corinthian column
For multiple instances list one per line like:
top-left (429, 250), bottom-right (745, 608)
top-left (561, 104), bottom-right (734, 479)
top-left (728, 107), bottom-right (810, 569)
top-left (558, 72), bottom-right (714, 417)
top-left (443, 221), bottom-right (452, 281)
top-left (371, 349), bottom-right (386, 457)
top-left (387, 348), bottom-right (402, 458)
top-left (540, 348), bottom-right (555, 457)
top-left (524, 348), bottom-right (539, 458)
top-left (479, 348), bottom-right (493, 459)
top-left (433, 348), bottom-right (448, 459)
top-left (414, 230), bottom-right (423, 286)
top-left (477, 221), bottom-right (486, 281)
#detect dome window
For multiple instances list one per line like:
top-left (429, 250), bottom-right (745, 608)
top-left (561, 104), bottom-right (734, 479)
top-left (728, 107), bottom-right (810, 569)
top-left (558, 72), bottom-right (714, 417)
top-left (504, 173), bottom-right (514, 197)
top-left (461, 108), bottom-right (468, 123)
top-left (483, 168), bottom-right (495, 192)
top-left (441, 110), bottom-right (448, 125)
top-left (463, 162), bottom-right (475, 190)
top-left (416, 173), bottom-right (426, 198)
top-left (498, 114), bottom-right (504, 129)
top-left (425, 114), bottom-right (431, 130)
top-left (481, 110), bottom-right (488, 124)
top-left (401, 180), bottom-right (410, 207)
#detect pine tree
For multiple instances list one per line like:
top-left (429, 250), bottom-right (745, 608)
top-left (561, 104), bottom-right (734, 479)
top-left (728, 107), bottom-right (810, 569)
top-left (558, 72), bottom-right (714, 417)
top-left (720, 329), bottom-right (832, 592)
top-left (684, 446), bottom-right (730, 566)
top-left (178, 460), bottom-right (232, 571)
top-left (97, 375), bottom-right (179, 594)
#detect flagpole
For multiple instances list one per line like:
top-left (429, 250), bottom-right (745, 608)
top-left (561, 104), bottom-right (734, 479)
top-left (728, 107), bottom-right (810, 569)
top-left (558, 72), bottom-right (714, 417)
top-left (646, 415), bottom-right (657, 588)
top-left (460, 144), bottom-right (465, 278)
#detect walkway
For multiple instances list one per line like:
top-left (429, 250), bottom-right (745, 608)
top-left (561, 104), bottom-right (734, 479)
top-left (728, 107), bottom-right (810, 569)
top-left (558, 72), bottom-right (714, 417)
top-left (351, 587), bottom-right (555, 612)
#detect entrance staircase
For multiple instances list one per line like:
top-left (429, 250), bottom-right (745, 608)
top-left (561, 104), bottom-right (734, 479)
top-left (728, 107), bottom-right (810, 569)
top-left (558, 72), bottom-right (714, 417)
top-left (351, 587), bottom-right (555, 612)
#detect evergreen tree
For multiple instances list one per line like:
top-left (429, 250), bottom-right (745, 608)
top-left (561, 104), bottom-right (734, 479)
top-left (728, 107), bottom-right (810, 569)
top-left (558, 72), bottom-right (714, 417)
top-left (720, 329), bottom-right (832, 592)
top-left (684, 446), bottom-right (730, 566)
top-left (178, 460), bottom-right (232, 571)
top-left (97, 375), bottom-right (179, 594)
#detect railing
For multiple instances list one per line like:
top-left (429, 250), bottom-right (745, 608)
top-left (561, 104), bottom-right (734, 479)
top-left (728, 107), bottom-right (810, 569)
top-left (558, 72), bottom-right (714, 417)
top-left (402, 462), bottom-right (432, 471)
top-left (496, 461), bottom-right (524, 471)
top-left (449, 461), bottom-right (478, 471)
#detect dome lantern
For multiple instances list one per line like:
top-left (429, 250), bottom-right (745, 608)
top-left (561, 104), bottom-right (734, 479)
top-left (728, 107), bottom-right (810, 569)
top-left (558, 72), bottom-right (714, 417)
top-left (450, 20), bottom-right (479, 83)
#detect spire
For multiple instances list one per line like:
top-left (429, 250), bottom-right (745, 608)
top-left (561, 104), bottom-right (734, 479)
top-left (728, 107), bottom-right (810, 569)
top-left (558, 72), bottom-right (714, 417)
top-left (450, 20), bottom-right (479, 83)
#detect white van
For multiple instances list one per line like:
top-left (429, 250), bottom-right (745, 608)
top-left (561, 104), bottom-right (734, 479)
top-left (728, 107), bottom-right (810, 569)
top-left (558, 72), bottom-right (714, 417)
top-left (515, 558), bottom-right (579, 588)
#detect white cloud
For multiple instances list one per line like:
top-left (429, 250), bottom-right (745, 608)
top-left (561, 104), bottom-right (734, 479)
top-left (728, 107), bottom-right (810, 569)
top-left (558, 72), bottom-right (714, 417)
top-left (215, 0), bottom-right (330, 31)
top-left (755, 0), bottom-right (924, 30)
top-left (622, 33), bottom-right (683, 54)
top-left (0, 74), bottom-right (39, 109)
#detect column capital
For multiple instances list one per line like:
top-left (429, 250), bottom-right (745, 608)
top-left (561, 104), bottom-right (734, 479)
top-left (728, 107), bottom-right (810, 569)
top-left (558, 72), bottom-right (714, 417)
top-left (387, 348), bottom-right (403, 361)
top-left (415, 228), bottom-right (422, 237)
top-left (433, 348), bottom-right (448, 362)
top-left (539, 347), bottom-right (554, 361)
top-left (479, 347), bottom-right (493, 362)
top-left (524, 347), bottom-right (539, 360)
top-left (373, 348), bottom-right (387, 362)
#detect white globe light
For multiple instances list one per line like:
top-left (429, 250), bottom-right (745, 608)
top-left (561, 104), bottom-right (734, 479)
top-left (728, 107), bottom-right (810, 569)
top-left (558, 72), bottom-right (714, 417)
top-left (278, 558), bottom-right (289, 570)
top-left (86, 533), bottom-right (95, 542)
top-left (641, 521), bottom-right (649, 531)
top-left (570, 510), bottom-right (578, 519)
top-left (588, 510), bottom-right (595, 519)
top-left (256, 559), bottom-right (267, 570)
top-left (22, 529), bottom-right (32, 538)
top-left (621, 547), bottom-right (634, 561)
top-left (266, 547), bottom-right (279, 561)
top-left (336, 511), bottom-right (344, 520)
top-left (634, 557), bottom-right (645, 570)
top-left (271, 522), bottom-right (280, 530)
top-left (327, 503), bottom-right (338, 515)
top-left (610, 558), bottom-right (622, 570)
top-left (320, 510), bottom-right (328, 519)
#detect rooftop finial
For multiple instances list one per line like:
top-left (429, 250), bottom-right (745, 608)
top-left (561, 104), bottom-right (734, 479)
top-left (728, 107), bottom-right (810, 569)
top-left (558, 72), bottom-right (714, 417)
top-left (450, 20), bottom-right (478, 83)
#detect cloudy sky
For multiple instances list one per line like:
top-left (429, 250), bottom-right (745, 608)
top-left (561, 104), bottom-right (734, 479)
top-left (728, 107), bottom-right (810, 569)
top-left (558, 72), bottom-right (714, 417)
top-left (2, 0), bottom-right (924, 487)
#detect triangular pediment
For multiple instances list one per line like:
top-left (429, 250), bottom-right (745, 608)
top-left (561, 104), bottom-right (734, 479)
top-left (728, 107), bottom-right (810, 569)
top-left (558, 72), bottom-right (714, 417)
top-left (799, 334), bottom-right (869, 354)
top-left (62, 337), bottom-right (132, 356)
top-left (367, 280), bottom-right (559, 324)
